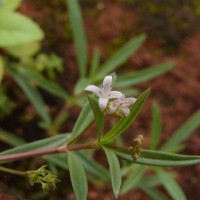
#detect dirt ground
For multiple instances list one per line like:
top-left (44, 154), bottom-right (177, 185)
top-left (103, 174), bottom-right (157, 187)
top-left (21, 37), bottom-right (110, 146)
top-left (0, 0), bottom-right (200, 199)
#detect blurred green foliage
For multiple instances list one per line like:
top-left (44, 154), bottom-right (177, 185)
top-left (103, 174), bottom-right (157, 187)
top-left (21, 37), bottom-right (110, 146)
top-left (25, 53), bottom-right (64, 79)
top-left (0, 87), bottom-right (13, 118)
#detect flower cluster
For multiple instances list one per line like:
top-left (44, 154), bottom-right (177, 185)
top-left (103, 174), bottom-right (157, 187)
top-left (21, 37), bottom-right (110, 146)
top-left (27, 165), bottom-right (60, 192)
top-left (85, 76), bottom-right (136, 116)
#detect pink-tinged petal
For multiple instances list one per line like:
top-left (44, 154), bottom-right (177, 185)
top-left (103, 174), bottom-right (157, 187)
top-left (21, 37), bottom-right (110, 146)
top-left (119, 94), bottom-right (125, 100)
top-left (99, 98), bottom-right (108, 111)
top-left (127, 97), bottom-right (137, 105)
top-left (102, 76), bottom-right (112, 97)
top-left (85, 85), bottom-right (101, 97)
top-left (120, 107), bottom-right (130, 117)
top-left (109, 91), bottom-right (123, 99)
top-left (108, 102), bottom-right (118, 114)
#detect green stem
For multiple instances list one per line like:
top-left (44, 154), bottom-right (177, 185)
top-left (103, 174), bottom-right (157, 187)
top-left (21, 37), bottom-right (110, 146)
top-left (0, 166), bottom-right (27, 176)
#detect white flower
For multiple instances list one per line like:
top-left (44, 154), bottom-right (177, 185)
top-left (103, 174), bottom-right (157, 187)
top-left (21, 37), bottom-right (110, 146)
top-left (85, 76), bottom-right (123, 111)
top-left (109, 94), bottom-right (137, 116)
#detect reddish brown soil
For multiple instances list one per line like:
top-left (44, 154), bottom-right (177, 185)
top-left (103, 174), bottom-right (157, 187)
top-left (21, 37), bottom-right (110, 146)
top-left (1, 1), bottom-right (200, 199)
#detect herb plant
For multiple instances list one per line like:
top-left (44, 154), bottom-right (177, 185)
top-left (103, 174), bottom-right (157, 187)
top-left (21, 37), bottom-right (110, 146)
top-left (0, 0), bottom-right (199, 199)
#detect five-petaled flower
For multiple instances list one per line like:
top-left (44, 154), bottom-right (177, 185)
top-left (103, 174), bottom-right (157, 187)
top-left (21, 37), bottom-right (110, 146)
top-left (108, 94), bottom-right (136, 116)
top-left (85, 76), bottom-right (123, 111)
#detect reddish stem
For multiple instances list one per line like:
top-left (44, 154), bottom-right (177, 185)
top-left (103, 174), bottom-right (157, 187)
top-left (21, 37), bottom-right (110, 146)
top-left (0, 143), bottom-right (95, 162)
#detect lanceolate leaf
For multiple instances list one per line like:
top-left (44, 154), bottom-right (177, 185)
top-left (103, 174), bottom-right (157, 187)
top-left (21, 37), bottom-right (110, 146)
top-left (7, 65), bottom-right (51, 124)
top-left (101, 89), bottom-right (150, 144)
top-left (122, 87), bottom-right (139, 97)
top-left (103, 147), bottom-right (121, 199)
top-left (45, 151), bottom-right (109, 181)
top-left (88, 96), bottom-right (104, 141)
top-left (67, 0), bottom-right (87, 78)
top-left (117, 149), bottom-right (200, 167)
top-left (160, 109), bottom-right (200, 152)
top-left (150, 102), bottom-right (162, 150)
top-left (0, 129), bottom-right (26, 147)
top-left (89, 48), bottom-right (100, 79)
top-left (121, 165), bottom-right (145, 194)
top-left (114, 63), bottom-right (174, 87)
top-left (76, 151), bottom-right (109, 180)
top-left (156, 170), bottom-right (187, 200)
top-left (45, 153), bottom-right (69, 170)
top-left (68, 152), bottom-right (88, 200)
top-left (0, 134), bottom-right (70, 156)
top-left (99, 34), bottom-right (146, 76)
top-left (69, 102), bottom-right (94, 144)
top-left (74, 77), bottom-right (90, 95)
top-left (18, 67), bottom-right (68, 100)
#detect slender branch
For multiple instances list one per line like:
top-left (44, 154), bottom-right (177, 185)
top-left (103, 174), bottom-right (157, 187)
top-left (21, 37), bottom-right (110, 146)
top-left (0, 166), bottom-right (27, 176)
top-left (0, 143), bottom-right (95, 162)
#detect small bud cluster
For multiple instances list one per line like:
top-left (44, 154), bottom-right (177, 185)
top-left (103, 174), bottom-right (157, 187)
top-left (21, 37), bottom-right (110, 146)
top-left (129, 134), bottom-right (144, 161)
top-left (27, 165), bottom-right (60, 192)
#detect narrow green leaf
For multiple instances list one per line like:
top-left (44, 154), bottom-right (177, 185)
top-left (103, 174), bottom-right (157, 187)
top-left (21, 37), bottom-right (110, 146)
top-left (161, 145), bottom-right (185, 153)
top-left (48, 161), bottom-right (59, 175)
top-left (69, 101), bottom-right (94, 144)
top-left (99, 34), bottom-right (146, 76)
top-left (150, 102), bottom-right (162, 150)
top-left (0, 129), bottom-right (26, 146)
top-left (45, 153), bottom-right (68, 170)
top-left (141, 150), bottom-right (200, 161)
top-left (139, 176), bottom-right (162, 188)
top-left (46, 153), bottom-right (97, 184)
top-left (74, 77), bottom-right (90, 95)
top-left (88, 96), bottom-right (104, 141)
top-left (103, 147), bottom-right (121, 198)
top-left (117, 149), bottom-right (200, 167)
top-left (89, 48), bottom-right (100, 79)
top-left (0, 12), bottom-right (44, 47)
top-left (68, 152), bottom-right (88, 200)
top-left (7, 65), bottom-right (51, 124)
top-left (67, 0), bottom-right (87, 78)
top-left (160, 109), bottom-right (200, 152)
top-left (121, 87), bottom-right (139, 97)
top-left (101, 89), bottom-right (150, 143)
top-left (0, 133), bottom-right (70, 156)
top-left (121, 165), bottom-right (145, 194)
top-left (45, 151), bottom-right (109, 181)
top-left (156, 170), bottom-right (187, 200)
top-left (114, 63), bottom-right (174, 87)
top-left (76, 151), bottom-right (109, 180)
top-left (18, 67), bottom-right (68, 100)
